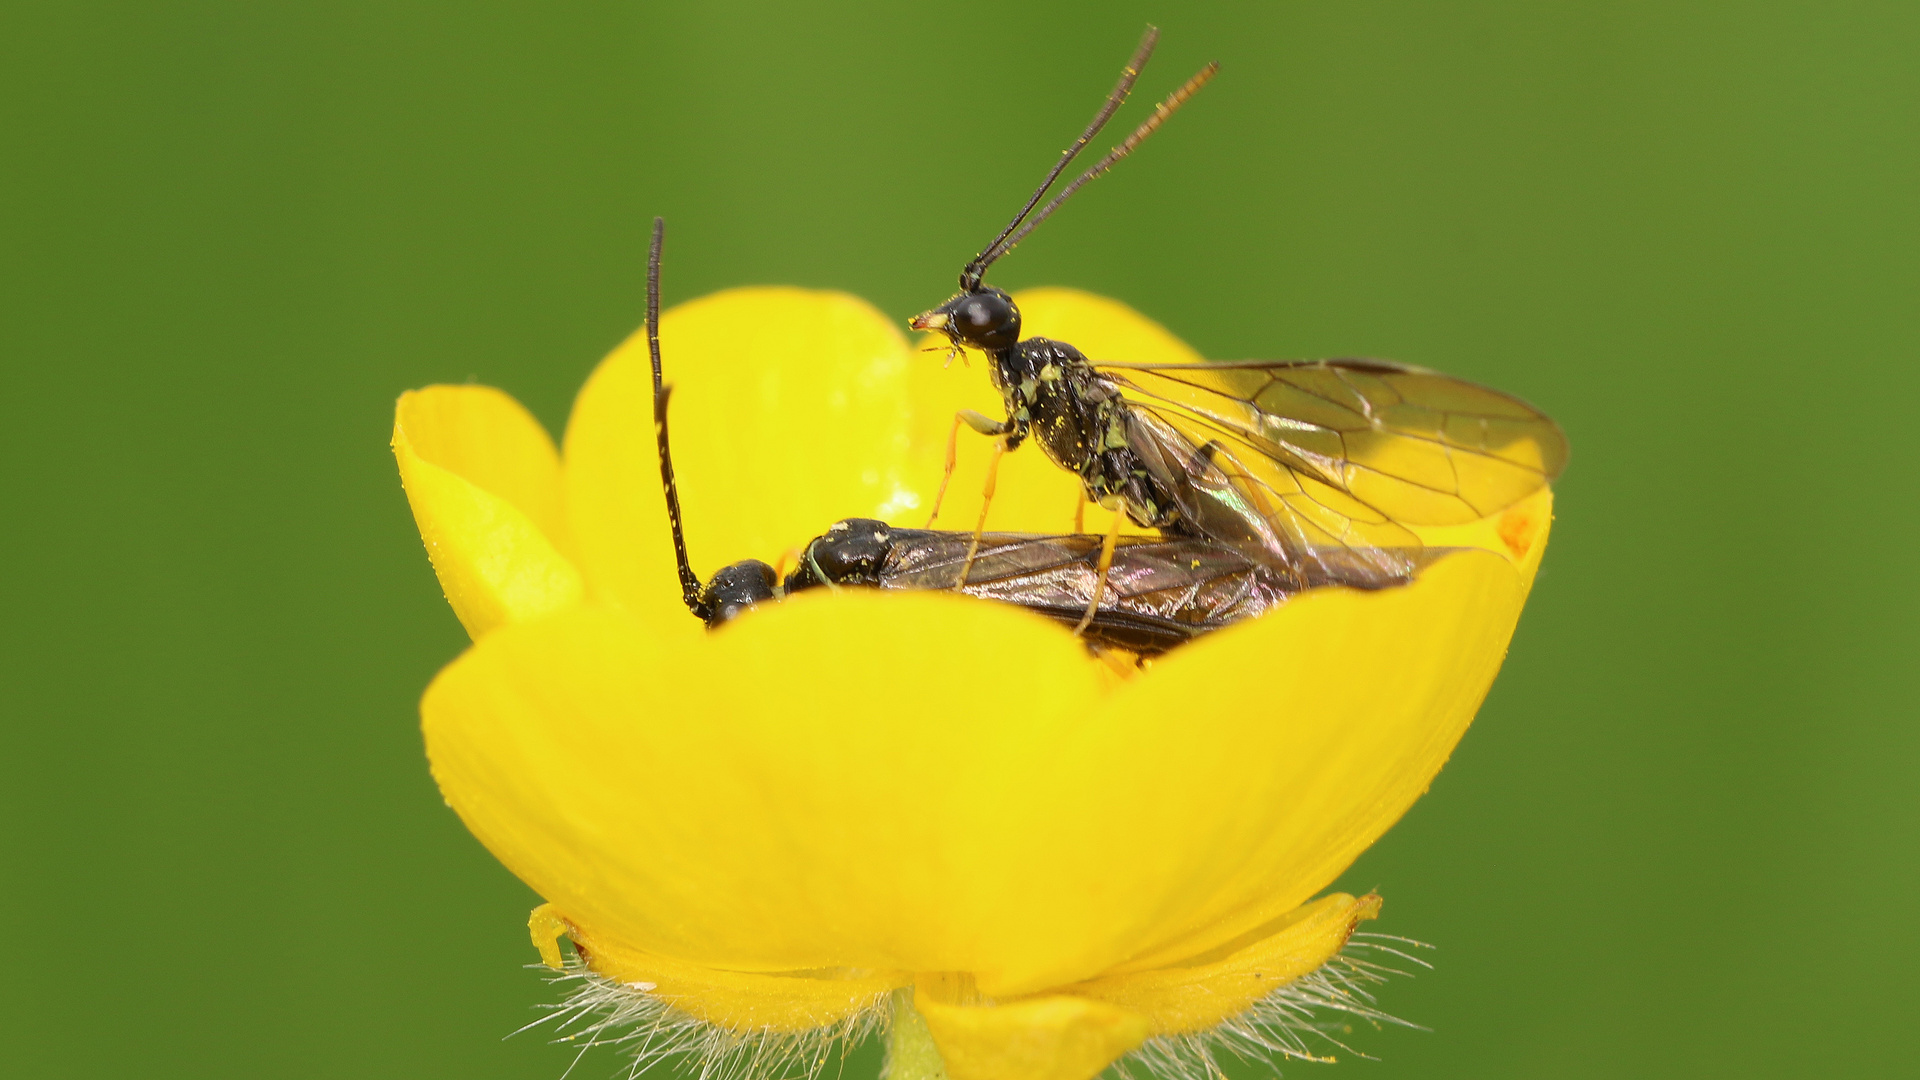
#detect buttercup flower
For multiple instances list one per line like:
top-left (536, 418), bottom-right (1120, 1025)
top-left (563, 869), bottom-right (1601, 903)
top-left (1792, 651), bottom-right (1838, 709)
top-left (392, 287), bottom-right (1553, 1080)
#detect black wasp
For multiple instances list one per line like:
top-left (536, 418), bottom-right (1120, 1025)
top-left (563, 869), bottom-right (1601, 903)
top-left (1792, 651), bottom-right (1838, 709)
top-left (911, 27), bottom-right (1569, 589)
top-left (638, 219), bottom-right (1422, 656)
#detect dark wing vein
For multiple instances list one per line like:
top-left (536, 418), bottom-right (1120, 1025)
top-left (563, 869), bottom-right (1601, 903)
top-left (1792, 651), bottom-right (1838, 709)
top-left (1120, 399), bottom-right (1423, 582)
top-left (1100, 358), bottom-right (1567, 524)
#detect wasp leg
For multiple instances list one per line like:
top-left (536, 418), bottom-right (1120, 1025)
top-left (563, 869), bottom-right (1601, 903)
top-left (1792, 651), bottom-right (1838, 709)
top-left (1073, 505), bottom-right (1124, 636)
top-left (1088, 643), bottom-right (1147, 680)
top-left (1072, 488), bottom-right (1087, 533)
top-left (917, 342), bottom-right (967, 368)
top-left (771, 546), bottom-right (801, 584)
top-left (928, 410), bottom-right (1008, 528)
top-left (926, 413), bottom-right (964, 527)
top-left (958, 435), bottom-right (1009, 587)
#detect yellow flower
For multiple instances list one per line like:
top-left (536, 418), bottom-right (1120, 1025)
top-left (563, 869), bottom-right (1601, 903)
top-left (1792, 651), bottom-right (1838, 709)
top-left (391, 287), bottom-right (1553, 1080)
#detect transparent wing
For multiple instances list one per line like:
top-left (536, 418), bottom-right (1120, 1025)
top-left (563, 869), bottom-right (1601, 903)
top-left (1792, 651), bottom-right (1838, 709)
top-left (873, 528), bottom-right (1436, 654)
top-left (1095, 358), bottom-right (1568, 575)
top-left (879, 530), bottom-right (1275, 620)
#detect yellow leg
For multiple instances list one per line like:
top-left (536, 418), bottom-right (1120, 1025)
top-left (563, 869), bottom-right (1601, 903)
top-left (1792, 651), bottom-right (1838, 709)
top-left (927, 410), bottom-right (1009, 527)
top-left (1073, 505), bottom-right (1124, 636)
top-left (771, 547), bottom-right (800, 583)
top-left (958, 437), bottom-right (1007, 587)
top-left (1072, 489), bottom-right (1087, 533)
top-left (925, 413), bottom-right (967, 528)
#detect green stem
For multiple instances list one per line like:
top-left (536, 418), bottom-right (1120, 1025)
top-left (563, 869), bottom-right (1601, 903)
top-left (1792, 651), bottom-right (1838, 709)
top-left (883, 987), bottom-right (948, 1080)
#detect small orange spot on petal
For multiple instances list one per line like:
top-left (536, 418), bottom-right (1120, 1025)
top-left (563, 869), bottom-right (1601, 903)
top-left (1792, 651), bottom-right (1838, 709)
top-left (1498, 507), bottom-right (1537, 559)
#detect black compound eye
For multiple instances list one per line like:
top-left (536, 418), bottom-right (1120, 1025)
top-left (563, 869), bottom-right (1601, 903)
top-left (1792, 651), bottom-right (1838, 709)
top-left (953, 289), bottom-right (1020, 351)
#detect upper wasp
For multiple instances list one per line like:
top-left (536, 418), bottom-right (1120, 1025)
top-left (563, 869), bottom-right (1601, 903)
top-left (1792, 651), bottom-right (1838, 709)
top-left (911, 26), bottom-right (1568, 591)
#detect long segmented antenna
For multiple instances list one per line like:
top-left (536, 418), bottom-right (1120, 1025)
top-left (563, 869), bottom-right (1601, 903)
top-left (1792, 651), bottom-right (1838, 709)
top-left (646, 216), bottom-right (667, 394)
top-left (958, 25), bottom-right (1161, 292)
top-left (985, 60), bottom-right (1218, 269)
top-left (646, 217), bottom-right (709, 619)
top-left (655, 385), bottom-right (707, 618)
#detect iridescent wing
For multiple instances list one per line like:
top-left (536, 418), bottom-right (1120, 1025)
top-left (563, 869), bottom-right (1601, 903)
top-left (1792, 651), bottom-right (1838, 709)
top-left (879, 530), bottom-right (1275, 626)
top-left (873, 528), bottom-right (1436, 655)
top-left (1093, 358), bottom-right (1568, 577)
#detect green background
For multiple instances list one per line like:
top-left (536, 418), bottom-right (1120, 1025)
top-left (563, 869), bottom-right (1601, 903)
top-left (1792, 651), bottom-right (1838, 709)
top-left (4, 2), bottom-right (1915, 1077)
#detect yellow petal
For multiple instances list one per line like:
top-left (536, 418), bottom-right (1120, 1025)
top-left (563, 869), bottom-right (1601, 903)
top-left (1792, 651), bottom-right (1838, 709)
top-left (902, 288), bottom-right (1201, 536)
top-left (915, 992), bottom-right (1151, 1080)
top-left (421, 589), bottom-right (1103, 981)
top-left (421, 489), bottom-right (1546, 997)
top-left (561, 288), bottom-right (915, 627)
top-left (1065, 892), bottom-right (1379, 1035)
top-left (1080, 505), bottom-right (1548, 980)
top-left (397, 384), bottom-right (572, 549)
top-left (393, 387), bottom-right (582, 638)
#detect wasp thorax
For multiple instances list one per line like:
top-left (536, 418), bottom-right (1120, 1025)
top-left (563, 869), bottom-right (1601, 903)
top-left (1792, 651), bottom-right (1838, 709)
top-left (801, 519), bottom-right (891, 586)
top-left (912, 287), bottom-right (1021, 352)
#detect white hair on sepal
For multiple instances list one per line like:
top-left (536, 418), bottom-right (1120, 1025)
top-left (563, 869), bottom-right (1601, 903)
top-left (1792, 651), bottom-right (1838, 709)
top-left (1110, 936), bottom-right (1434, 1080)
top-left (515, 958), bottom-right (889, 1080)
top-left (513, 935), bottom-right (1428, 1080)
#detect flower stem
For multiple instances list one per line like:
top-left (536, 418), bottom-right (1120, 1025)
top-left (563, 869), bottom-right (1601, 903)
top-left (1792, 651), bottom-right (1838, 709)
top-left (883, 987), bottom-right (948, 1080)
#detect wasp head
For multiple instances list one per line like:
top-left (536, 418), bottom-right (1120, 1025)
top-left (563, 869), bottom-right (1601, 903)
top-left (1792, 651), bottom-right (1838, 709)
top-left (700, 559), bottom-right (779, 628)
top-left (909, 288), bottom-right (1021, 353)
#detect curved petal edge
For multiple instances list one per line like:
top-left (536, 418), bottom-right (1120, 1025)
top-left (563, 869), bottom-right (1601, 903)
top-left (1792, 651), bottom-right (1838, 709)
top-left (393, 388), bottom-right (583, 638)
